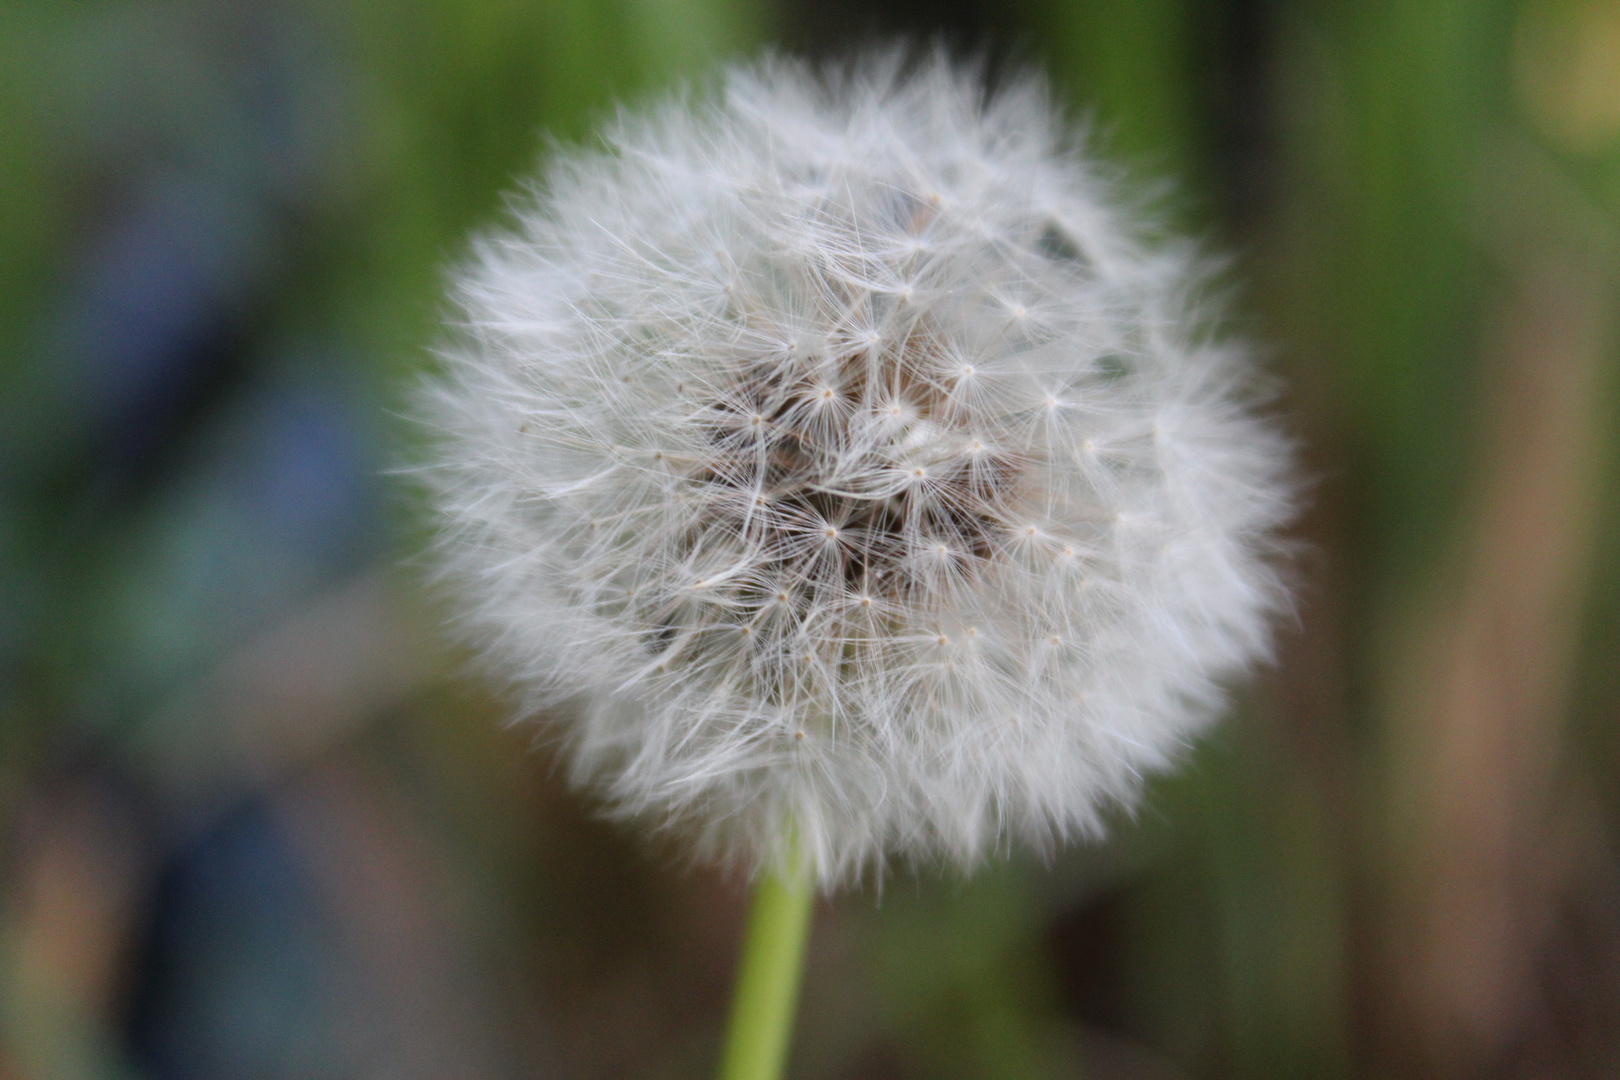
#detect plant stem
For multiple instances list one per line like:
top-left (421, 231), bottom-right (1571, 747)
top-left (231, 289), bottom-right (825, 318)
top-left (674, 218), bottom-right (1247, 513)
top-left (717, 846), bottom-right (814, 1080)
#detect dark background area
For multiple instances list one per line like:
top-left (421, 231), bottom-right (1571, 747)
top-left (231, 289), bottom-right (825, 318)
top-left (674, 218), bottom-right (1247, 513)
top-left (3, 0), bottom-right (1619, 1077)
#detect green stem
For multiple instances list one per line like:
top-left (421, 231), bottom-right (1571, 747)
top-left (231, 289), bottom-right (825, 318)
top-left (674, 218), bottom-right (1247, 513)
top-left (717, 846), bottom-right (814, 1080)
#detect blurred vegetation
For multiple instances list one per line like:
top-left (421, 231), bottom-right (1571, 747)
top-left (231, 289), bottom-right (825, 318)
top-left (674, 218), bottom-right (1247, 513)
top-left (2, 0), bottom-right (1618, 1078)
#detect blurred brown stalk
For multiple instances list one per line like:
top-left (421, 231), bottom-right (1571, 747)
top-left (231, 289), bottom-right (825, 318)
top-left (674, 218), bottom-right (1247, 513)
top-left (1380, 138), bottom-right (1617, 1077)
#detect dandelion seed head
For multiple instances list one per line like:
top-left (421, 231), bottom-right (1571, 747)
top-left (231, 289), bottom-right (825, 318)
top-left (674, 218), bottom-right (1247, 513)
top-left (416, 51), bottom-right (1294, 887)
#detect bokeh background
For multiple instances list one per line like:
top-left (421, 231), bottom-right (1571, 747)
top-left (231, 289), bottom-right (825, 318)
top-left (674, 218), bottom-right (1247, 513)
top-left (3, 0), bottom-right (1619, 1077)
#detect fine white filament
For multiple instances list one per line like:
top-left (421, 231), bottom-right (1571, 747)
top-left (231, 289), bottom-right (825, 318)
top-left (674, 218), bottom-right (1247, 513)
top-left (419, 53), bottom-right (1293, 887)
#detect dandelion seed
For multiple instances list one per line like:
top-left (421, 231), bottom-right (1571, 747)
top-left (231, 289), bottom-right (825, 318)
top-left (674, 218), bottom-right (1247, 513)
top-left (415, 51), bottom-right (1294, 887)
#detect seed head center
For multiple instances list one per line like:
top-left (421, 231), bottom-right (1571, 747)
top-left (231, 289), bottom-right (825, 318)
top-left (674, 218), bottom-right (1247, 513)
top-left (671, 315), bottom-right (1027, 663)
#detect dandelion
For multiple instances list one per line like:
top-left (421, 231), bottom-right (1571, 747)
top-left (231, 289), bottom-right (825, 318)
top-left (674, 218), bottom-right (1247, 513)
top-left (415, 50), bottom-right (1293, 1079)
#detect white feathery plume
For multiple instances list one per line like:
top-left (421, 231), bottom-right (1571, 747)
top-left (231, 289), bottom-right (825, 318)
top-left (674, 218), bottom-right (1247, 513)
top-left (416, 51), bottom-right (1294, 888)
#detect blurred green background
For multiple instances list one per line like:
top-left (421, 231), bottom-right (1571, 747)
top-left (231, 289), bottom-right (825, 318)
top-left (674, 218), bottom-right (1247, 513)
top-left (2, 0), bottom-right (1619, 1077)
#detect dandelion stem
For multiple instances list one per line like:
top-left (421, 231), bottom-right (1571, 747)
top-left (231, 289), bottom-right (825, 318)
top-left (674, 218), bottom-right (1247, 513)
top-left (718, 842), bottom-right (814, 1080)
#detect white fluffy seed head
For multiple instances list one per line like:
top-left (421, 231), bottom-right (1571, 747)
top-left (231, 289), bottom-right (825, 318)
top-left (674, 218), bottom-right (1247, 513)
top-left (416, 52), bottom-right (1295, 888)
